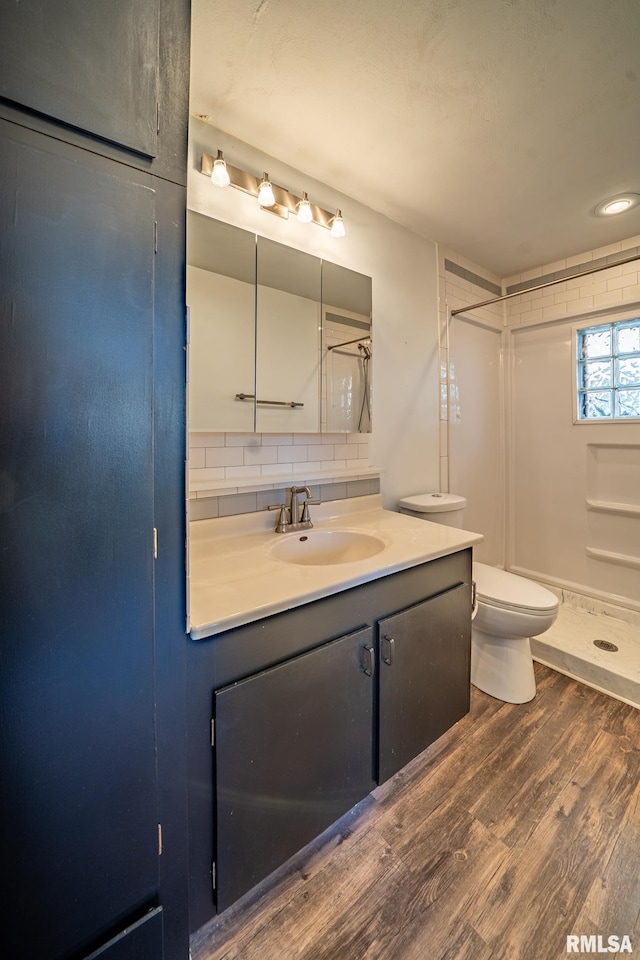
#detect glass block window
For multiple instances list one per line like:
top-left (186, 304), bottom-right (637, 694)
top-left (577, 320), bottom-right (640, 420)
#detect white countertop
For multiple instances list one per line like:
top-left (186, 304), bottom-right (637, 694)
top-left (188, 495), bottom-right (483, 640)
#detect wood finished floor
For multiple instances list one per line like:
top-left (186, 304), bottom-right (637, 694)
top-left (191, 665), bottom-right (640, 960)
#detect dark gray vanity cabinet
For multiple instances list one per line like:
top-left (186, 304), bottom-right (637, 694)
top-left (213, 627), bottom-right (375, 911)
top-left (187, 549), bottom-right (474, 930)
top-left (378, 585), bottom-right (471, 783)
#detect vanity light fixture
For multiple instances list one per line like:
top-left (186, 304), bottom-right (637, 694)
top-left (594, 193), bottom-right (640, 217)
top-left (330, 209), bottom-right (346, 239)
top-left (210, 149), bottom-right (231, 188)
top-left (257, 173), bottom-right (276, 208)
top-left (297, 192), bottom-right (313, 224)
top-left (200, 151), bottom-right (346, 236)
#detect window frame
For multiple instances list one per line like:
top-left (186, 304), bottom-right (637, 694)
top-left (572, 312), bottom-right (640, 424)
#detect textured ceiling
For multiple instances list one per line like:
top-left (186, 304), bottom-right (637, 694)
top-left (190, 0), bottom-right (640, 277)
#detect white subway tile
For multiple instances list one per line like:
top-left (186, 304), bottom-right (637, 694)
top-left (322, 460), bottom-right (346, 471)
top-left (243, 445), bottom-right (278, 465)
top-left (608, 272), bottom-right (637, 292)
top-left (346, 433), bottom-right (363, 445)
top-left (440, 420), bottom-right (448, 457)
top-left (190, 432), bottom-right (224, 447)
top-left (593, 289), bottom-right (623, 307)
top-left (261, 434), bottom-right (293, 446)
top-left (206, 447), bottom-right (244, 468)
top-left (622, 260), bottom-right (640, 275)
top-left (554, 287), bottom-right (578, 304)
top-left (307, 444), bottom-right (326, 461)
top-left (277, 445), bottom-right (308, 463)
top-left (542, 302), bottom-right (568, 320)
top-left (572, 296), bottom-right (594, 312)
top-left (599, 264), bottom-right (623, 280)
top-left (358, 443), bottom-right (370, 460)
top-left (261, 463), bottom-right (293, 477)
top-left (190, 467), bottom-right (225, 482)
top-left (439, 457), bottom-right (449, 492)
top-left (518, 307), bottom-right (543, 324)
top-left (224, 465), bottom-right (258, 480)
top-left (293, 433), bottom-right (319, 445)
top-left (620, 283), bottom-right (640, 301)
top-left (322, 433), bottom-right (344, 444)
top-left (189, 447), bottom-right (206, 469)
top-left (226, 433), bottom-right (259, 447)
top-left (336, 444), bottom-right (358, 460)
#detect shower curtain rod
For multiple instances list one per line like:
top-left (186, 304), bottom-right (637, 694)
top-left (450, 251), bottom-right (640, 316)
top-left (327, 336), bottom-right (372, 351)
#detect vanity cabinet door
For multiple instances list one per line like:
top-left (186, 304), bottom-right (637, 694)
top-left (378, 584), bottom-right (471, 783)
top-left (213, 626), bottom-right (375, 912)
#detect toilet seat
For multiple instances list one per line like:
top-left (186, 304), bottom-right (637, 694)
top-left (473, 562), bottom-right (558, 615)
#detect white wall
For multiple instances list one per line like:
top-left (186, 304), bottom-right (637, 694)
top-left (188, 117), bottom-right (439, 508)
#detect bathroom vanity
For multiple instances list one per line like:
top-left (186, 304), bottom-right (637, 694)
top-left (187, 497), bottom-right (482, 927)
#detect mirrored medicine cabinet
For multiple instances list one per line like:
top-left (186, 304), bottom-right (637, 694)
top-left (186, 211), bottom-right (373, 434)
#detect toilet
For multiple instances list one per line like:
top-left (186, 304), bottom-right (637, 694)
top-left (398, 493), bottom-right (559, 704)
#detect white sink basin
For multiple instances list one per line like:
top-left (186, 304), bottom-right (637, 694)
top-left (270, 530), bottom-right (386, 566)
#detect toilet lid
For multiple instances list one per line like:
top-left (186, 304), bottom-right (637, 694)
top-left (399, 493), bottom-right (467, 513)
top-left (473, 562), bottom-right (559, 613)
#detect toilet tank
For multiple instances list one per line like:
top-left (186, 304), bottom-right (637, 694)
top-left (398, 493), bottom-right (467, 527)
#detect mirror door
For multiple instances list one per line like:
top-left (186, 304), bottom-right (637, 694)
top-left (187, 213), bottom-right (256, 432)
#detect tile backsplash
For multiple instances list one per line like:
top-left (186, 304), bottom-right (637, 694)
top-left (189, 432), bottom-right (377, 513)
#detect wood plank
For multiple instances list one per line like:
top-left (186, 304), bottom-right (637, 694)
top-left (192, 667), bottom-right (640, 960)
top-left (468, 728), bottom-right (640, 960)
top-left (581, 774), bottom-right (640, 937)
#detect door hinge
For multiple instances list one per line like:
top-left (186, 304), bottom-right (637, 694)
top-left (153, 527), bottom-right (158, 559)
top-left (153, 220), bottom-right (158, 254)
top-left (212, 861), bottom-right (216, 891)
top-left (158, 823), bottom-right (163, 856)
top-left (210, 718), bottom-right (215, 746)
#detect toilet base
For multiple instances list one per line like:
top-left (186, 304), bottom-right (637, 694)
top-left (471, 627), bottom-right (536, 704)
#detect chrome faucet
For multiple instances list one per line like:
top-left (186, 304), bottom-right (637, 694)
top-left (267, 485), bottom-right (320, 533)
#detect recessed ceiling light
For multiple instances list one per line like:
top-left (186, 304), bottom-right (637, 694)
top-left (594, 193), bottom-right (640, 217)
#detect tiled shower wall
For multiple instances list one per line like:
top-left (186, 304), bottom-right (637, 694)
top-left (504, 235), bottom-right (640, 608)
top-left (503, 235), bottom-right (640, 326)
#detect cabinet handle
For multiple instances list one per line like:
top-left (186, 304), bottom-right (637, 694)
top-left (362, 645), bottom-right (375, 677)
top-left (382, 634), bottom-right (395, 666)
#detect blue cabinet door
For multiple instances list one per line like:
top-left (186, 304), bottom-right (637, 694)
top-left (0, 119), bottom-right (158, 960)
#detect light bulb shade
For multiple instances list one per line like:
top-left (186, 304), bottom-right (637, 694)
top-left (211, 157), bottom-right (230, 188)
top-left (297, 193), bottom-right (313, 224)
top-left (258, 174), bottom-right (276, 208)
top-left (604, 199), bottom-right (631, 215)
top-left (330, 209), bottom-right (346, 238)
top-left (594, 193), bottom-right (640, 217)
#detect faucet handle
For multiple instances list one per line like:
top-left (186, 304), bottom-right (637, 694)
top-left (267, 503), bottom-right (291, 532)
top-left (300, 498), bottom-right (321, 523)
